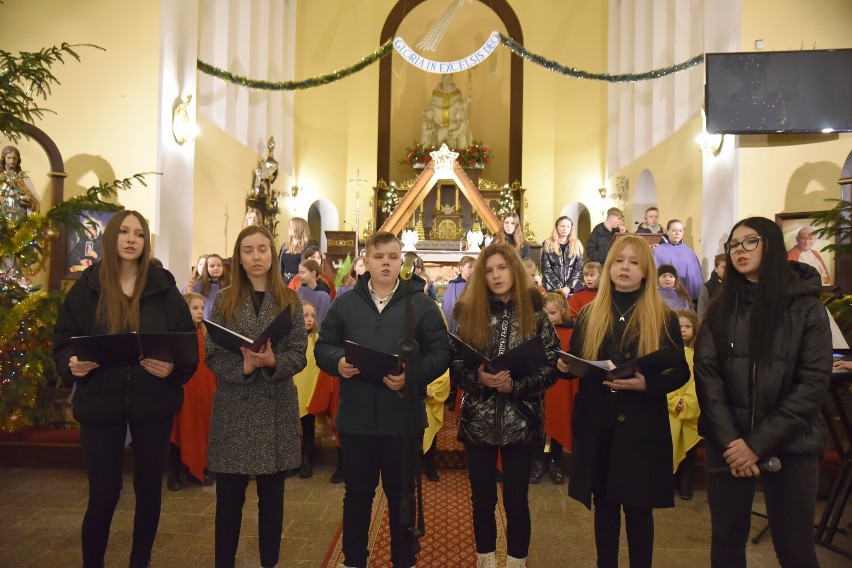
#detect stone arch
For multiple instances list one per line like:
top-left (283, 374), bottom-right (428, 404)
top-left (307, 198), bottom-right (340, 254)
top-left (377, 0), bottom-right (523, 183)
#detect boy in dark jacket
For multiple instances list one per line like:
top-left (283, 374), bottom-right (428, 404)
top-left (585, 207), bottom-right (626, 264)
top-left (315, 231), bottom-right (450, 568)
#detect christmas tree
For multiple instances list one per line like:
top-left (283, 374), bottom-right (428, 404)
top-left (0, 43), bottom-right (145, 432)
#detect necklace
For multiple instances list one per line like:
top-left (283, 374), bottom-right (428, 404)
top-left (121, 272), bottom-right (138, 283)
top-left (613, 299), bottom-right (638, 322)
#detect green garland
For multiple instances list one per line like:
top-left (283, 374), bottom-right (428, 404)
top-left (197, 38), bottom-right (393, 91)
top-left (197, 34), bottom-right (703, 91)
top-left (497, 34), bottom-right (704, 82)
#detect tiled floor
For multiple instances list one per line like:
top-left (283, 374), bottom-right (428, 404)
top-left (0, 465), bottom-right (849, 567)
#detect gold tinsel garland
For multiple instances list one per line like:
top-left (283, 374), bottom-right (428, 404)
top-left (0, 290), bottom-right (49, 343)
top-left (197, 34), bottom-right (703, 91)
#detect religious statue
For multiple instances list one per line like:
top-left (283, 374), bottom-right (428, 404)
top-left (420, 73), bottom-right (471, 149)
top-left (1, 146), bottom-right (39, 223)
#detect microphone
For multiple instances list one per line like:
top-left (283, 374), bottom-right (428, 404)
top-left (400, 252), bottom-right (417, 281)
top-left (759, 456), bottom-right (781, 473)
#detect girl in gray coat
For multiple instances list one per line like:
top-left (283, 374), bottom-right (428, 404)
top-left (206, 225), bottom-right (307, 568)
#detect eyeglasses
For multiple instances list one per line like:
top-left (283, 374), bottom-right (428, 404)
top-left (724, 236), bottom-right (762, 254)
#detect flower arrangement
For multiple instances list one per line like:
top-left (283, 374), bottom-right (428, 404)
top-left (401, 141), bottom-right (491, 169)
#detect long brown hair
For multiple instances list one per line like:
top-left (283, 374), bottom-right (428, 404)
top-left (676, 309), bottom-right (700, 348)
top-left (200, 253), bottom-right (232, 296)
top-left (579, 235), bottom-right (672, 360)
top-left (493, 212), bottom-right (524, 254)
top-left (455, 242), bottom-right (537, 350)
top-left (288, 217), bottom-right (311, 254)
top-left (96, 210), bottom-right (152, 334)
top-left (219, 225), bottom-right (296, 322)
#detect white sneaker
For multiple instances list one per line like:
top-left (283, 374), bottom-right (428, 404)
top-left (476, 551), bottom-right (497, 568)
top-left (506, 555), bottom-right (527, 568)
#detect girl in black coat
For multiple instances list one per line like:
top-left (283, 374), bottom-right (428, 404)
top-left (53, 210), bottom-right (196, 568)
top-left (492, 211), bottom-right (530, 259)
top-left (452, 243), bottom-right (560, 568)
top-left (557, 235), bottom-right (688, 568)
top-left (695, 217), bottom-right (831, 567)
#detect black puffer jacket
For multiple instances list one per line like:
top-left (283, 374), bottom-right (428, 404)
top-left (585, 222), bottom-right (618, 264)
top-left (52, 263), bottom-right (197, 424)
top-left (540, 242), bottom-right (584, 293)
top-left (314, 273), bottom-right (450, 436)
top-left (451, 290), bottom-right (560, 446)
top-left (694, 262), bottom-right (831, 463)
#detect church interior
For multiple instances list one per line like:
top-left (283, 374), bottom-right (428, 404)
top-left (2, 0), bottom-right (851, 566)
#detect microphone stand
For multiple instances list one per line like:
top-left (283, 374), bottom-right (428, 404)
top-left (398, 269), bottom-right (425, 558)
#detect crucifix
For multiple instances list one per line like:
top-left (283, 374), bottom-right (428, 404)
top-left (348, 169), bottom-right (369, 257)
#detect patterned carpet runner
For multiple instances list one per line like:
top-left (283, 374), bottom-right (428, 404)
top-left (321, 405), bottom-right (510, 567)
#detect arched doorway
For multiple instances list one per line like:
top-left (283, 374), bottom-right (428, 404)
top-left (632, 169), bottom-right (658, 231)
top-left (307, 198), bottom-right (340, 254)
top-left (377, 0), bottom-right (524, 183)
top-left (560, 202), bottom-right (591, 244)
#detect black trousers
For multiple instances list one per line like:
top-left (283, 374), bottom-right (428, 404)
top-left (465, 442), bottom-right (536, 559)
top-left (339, 431), bottom-right (421, 568)
top-left (79, 417), bottom-right (173, 568)
top-left (591, 396), bottom-right (654, 568)
top-left (215, 471), bottom-right (286, 568)
top-left (705, 448), bottom-right (820, 568)
top-left (592, 494), bottom-right (654, 568)
top-left (300, 413), bottom-right (315, 457)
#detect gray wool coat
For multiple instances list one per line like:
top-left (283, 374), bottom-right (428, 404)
top-left (205, 290), bottom-right (307, 475)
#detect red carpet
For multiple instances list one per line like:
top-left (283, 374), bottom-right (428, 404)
top-left (320, 469), bottom-right (507, 568)
top-left (322, 406), bottom-right (509, 567)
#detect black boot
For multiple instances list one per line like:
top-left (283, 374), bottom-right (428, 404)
top-left (529, 456), bottom-right (545, 484)
top-left (167, 443), bottom-right (182, 491)
top-left (299, 454), bottom-right (313, 479)
top-left (330, 447), bottom-right (344, 484)
top-left (548, 457), bottom-right (565, 484)
top-left (678, 447), bottom-right (696, 500)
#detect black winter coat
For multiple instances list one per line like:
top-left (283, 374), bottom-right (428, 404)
top-left (585, 222), bottom-right (619, 264)
top-left (314, 273), bottom-right (450, 436)
top-left (567, 298), bottom-right (689, 509)
top-left (540, 242), bottom-right (584, 293)
top-left (451, 290), bottom-right (561, 446)
top-left (52, 263), bottom-right (197, 424)
top-left (694, 263), bottom-right (831, 468)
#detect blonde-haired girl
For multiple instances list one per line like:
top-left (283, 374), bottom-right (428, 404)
top-left (557, 235), bottom-right (689, 568)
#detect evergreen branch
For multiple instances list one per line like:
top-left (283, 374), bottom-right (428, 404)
top-left (0, 43), bottom-right (102, 142)
top-left (46, 173), bottom-right (152, 235)
top-left (810, 199), bottom-right (851, 255)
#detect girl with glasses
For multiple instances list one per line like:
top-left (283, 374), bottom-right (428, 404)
top-left (695, 216), bottom-right (831, 567)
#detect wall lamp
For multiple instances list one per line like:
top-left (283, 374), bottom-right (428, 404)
top-left (696, 130), bottom-right (724, 156)
top-left (598, 187), bottom-right (607, 198)
top-left (172, 94), bottom-right (199, 145)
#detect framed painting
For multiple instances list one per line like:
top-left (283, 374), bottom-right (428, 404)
top-left (775, 211), bottom-right (835, 289)
top-left (62, 209), bottom-right (123, 281)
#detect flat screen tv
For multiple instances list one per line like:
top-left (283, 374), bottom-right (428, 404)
top-left (705, 49), bottom-right (852, 134)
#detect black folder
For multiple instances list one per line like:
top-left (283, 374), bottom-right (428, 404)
top-left (70, 332), bottom-right (199, 368)
top-left (204, 309), bottom-right (293, 354)
top-left (343, 340), bottom-right (400, 388)
top-left (450, 333), bottom-right (548, 377)
top-left (558, 346), bottom-right (681, 381)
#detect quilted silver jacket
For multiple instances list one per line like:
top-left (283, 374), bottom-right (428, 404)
top-left (452, 291), bottom-right (560, 446)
